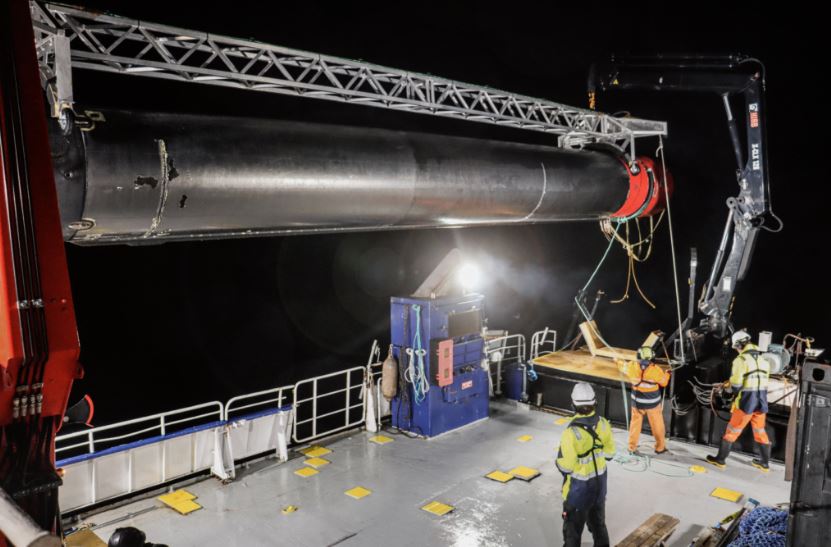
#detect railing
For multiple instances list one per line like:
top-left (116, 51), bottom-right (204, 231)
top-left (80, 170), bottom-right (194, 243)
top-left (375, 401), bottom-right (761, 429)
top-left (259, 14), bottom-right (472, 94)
top-left (484, 334), bottom-right (526, 396)
top-left (292, 366), bottom-right (366, 444)
top-left (50, 360), bottom-right (402, 513)
top-left (56, 401), bottom-right (224, 459)
top-left (219, 384), bottom-right (296, 481)
top-left (530, 327), bottom-right (558, 360)
top-left (225, 385), bottom-right (293, 421)
top-left (55, 401), bottom-right (224, 512)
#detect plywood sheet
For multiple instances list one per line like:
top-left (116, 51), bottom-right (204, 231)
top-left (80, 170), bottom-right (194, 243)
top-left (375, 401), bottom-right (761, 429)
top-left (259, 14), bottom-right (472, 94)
top-left (532, 349), bottom-right (628, 381)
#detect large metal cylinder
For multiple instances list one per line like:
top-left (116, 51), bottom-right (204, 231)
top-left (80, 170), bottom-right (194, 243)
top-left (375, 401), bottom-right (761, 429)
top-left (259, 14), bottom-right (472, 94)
top-left (50, 109), bottom-right (656, 245)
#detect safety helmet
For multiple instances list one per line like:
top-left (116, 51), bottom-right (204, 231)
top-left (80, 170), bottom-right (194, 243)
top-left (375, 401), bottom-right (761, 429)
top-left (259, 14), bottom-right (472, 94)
top-left (637, 346), bottom-right (655, 361)
top-left (571, 382), bottom-right (596, 406)
top-left (731, 330), bottom-right (751, 349)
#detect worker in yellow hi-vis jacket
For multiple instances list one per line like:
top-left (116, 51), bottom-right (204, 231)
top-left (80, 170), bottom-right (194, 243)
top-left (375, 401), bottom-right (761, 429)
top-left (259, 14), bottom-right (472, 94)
top-left (556, 382), bottom-right (616, 547)
top-left (706, 330), bottom-right (771, 471)
top-left (617, 346), bottom-right (671, 455)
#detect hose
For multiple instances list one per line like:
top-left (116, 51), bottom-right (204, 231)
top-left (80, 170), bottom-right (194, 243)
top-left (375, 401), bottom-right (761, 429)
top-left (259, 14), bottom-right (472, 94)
top-left (573, 222), bottom-right (635, 429)
top-left (612, 452), bottom-right (693, 478)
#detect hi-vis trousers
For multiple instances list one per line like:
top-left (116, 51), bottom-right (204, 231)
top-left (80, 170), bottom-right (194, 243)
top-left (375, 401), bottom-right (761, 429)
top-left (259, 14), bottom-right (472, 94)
top-left (628, 405), bottom-right (666, 452)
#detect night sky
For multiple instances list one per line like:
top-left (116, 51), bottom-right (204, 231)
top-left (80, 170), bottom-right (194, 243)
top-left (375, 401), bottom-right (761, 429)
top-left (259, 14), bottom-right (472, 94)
top-left (61, 2), bottom-right (828, 423)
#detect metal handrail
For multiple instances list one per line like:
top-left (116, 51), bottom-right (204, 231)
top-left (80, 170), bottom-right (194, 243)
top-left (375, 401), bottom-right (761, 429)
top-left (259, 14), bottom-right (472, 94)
top-left (530, 327), bottom-right (558, 359)
top-left (294, 384), bottom-right (362, 405)
top-left (292, 366), bottom-right (365, 443)
top-left (55, 401), bottom-right (223, 455)
top-left (485, 334), bottom-right (526, 395)
top-left (53, 364), bottom-right (378, 514)
top-left (225, 385), bottom-right (293, 421)
top-left (294, 403), bottom-right (364, 426)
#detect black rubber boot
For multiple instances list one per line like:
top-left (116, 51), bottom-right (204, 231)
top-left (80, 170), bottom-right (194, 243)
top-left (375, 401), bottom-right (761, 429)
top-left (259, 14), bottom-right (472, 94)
top-left (705, 439), bottom-right (733, 469)
top-left (752, 443), bottom-right (771, 472)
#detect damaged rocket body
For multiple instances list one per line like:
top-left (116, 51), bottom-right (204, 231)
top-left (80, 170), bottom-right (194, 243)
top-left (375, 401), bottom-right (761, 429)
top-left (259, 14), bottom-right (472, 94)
top-left (50, 109), bottom-right (663, 245)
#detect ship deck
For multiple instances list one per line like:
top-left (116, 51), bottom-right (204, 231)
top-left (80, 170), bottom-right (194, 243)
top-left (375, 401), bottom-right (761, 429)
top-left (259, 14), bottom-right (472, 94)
top-left (69, 401), bottom-right (788, 547)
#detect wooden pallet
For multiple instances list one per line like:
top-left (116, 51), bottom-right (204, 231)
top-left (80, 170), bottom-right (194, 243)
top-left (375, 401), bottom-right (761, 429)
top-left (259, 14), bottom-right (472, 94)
top-left (616, 513), bottom-right (680, 547)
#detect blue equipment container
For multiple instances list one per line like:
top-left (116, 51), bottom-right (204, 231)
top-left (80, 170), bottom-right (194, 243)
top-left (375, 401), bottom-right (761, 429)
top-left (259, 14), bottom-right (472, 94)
top-left (504, 363), bottom-right (525, 401)
top-left (390, 294), bottom-right (489, 437)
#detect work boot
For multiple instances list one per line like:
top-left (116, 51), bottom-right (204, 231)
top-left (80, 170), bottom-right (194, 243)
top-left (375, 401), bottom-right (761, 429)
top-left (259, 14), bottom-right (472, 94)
top-left (752, 443), bottom-right (771, 472)
top-left (705, 440), bottom-right (733, 469)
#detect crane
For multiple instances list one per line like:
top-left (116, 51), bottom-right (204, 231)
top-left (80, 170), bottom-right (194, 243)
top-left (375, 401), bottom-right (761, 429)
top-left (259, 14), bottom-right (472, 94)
top-left (590, 54), bottom-right (775, 342)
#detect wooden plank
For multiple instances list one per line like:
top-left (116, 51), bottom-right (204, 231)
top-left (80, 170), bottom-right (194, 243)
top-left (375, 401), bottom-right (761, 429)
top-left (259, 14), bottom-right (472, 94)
top-left (579, 320), bottom-right (639, 361)
top-left (616, 513), bottom-right (680, 547)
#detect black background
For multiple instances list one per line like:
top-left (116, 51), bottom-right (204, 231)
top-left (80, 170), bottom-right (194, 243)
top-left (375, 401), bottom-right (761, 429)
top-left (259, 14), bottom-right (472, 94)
top-left (62, 2), bottom-right (828, 423)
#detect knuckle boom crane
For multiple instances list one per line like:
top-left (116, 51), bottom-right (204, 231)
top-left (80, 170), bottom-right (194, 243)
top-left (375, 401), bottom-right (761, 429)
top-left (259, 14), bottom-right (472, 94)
top-left (590, 54), bottom-right (775, 343)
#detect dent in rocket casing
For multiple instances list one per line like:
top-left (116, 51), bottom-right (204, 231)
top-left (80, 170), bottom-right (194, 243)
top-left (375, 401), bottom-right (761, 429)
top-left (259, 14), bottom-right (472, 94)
top-left (49, 109), bottom-right (667, 245)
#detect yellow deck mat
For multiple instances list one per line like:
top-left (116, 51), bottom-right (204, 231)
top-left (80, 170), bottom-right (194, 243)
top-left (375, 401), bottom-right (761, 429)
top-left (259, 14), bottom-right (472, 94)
top-left (509, 466), bottom-right (541, 481)
top-left (300, 445), bottom-right (332, 457)
top-left (159, 489), bottom-right (196, 502)
top-left (516, 435), bottom-right (533, 443)
top-left (304, 457), bottom-right (330, 469)
top-left (689, 465), bottom-right (707, 474)
top-left (158, 489), bottom-right (201, 515)
top-left (369, 435), bottom-right (394, 445)
top-left (294, 467), bottom-right (319, 478)
top-left (555, 417), bottom-right (570, 426)
top-left (485, 470), bottom-right (514, 483)
top-left (710, 487), bottom-right (742, 503)
top-left (345, 486), bottom-right (372, 499)
top-left (65, 528), bottom-right (107, 547)
top-left (421, 501), bottom-right (454, 516)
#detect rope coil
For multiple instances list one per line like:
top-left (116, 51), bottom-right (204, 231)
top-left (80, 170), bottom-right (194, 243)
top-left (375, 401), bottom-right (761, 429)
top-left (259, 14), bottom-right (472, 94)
top-left (403, 304), bottom-right (430, 404)
top-left (728, 507), bottom-right (787, 547)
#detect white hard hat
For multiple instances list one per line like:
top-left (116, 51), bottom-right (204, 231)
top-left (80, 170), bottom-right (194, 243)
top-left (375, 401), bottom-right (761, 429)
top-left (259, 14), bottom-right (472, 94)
top-left (731, 330), bottom-right (751, 348)
top-left (571, 382), bottom-right (596, 406)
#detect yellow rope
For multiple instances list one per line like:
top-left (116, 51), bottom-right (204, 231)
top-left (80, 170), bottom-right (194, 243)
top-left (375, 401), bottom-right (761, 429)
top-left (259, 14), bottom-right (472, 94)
top-left (610, 254), bottom-right (632, 304)
top-left (630, 254), bottom-right (657, 309)
top-left (601, 210), bottom-right (665, 308)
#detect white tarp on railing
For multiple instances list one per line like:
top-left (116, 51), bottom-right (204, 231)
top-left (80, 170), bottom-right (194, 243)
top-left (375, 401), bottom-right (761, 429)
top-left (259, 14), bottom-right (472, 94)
top-left (56, 402), bottom-right (224, 512)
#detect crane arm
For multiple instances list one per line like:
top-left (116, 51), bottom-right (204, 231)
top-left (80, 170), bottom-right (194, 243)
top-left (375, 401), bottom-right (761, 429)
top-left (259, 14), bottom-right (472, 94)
top-left (590, 54), bottom-right (773, 336)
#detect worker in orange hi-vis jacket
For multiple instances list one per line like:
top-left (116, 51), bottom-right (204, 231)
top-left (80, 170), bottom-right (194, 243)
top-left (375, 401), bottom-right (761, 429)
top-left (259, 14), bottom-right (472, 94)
top-left (617, 347), bottom-right (671, 455)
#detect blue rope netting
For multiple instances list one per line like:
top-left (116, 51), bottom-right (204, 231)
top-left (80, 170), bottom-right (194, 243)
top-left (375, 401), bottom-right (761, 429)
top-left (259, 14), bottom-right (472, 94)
top-left (727, 506), bottom-right (788, 547)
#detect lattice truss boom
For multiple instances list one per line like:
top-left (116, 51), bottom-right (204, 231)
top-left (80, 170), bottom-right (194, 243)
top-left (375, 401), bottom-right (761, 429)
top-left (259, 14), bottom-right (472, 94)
top-left (30, 1), bottom-right (666, 151)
